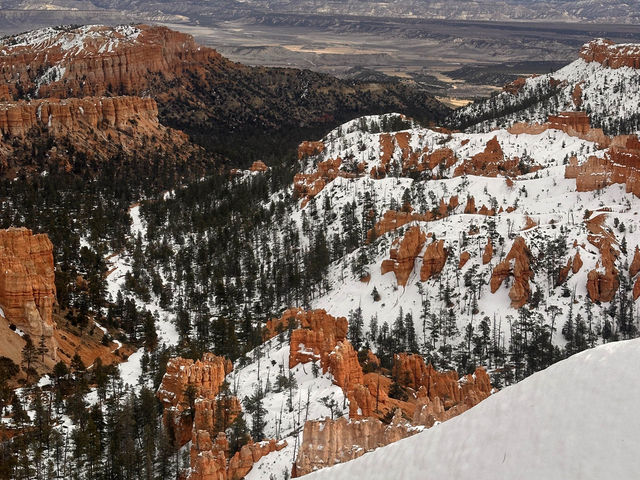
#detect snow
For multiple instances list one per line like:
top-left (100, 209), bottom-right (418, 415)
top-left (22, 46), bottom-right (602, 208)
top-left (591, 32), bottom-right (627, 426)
top-left (304, 339), bottom-right (640, 479)
top-left (452, 52), bottom-right (640, 134)
top-left (229, 336), bottom-right (348, 441)
top-left (118, 348), bottom-right (144, 388)
top-left (281, 115), bottom-right (640, 350)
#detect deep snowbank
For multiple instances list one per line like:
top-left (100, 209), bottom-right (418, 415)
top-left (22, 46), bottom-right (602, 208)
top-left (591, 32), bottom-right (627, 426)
top-left (304, 339), bottom-right (640, 480)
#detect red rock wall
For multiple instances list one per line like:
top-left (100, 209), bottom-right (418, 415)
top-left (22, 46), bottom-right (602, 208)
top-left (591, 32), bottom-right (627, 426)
top-left (381, 226), bottom-right (426, 287)
top-left (580, 39), bottom-right (640, 69)
top-left (157, 353), bottom-right (233, 446)
top-left (420, 239), bottom-right (448, 281)
top-left (0, 96), bottom-right (158, 137)
top-left (489, 236), bottom-right (533, 308)
top-left (294, 412), bottom-right (417, 477)
top-left (0, 227), bottom-right (57, 362)
top-left (0, 25), bottom-right (220, 99)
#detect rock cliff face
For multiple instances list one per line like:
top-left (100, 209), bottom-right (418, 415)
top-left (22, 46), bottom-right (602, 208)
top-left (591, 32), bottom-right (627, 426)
top-left (490, 237), bottom-right (533, 308)
top-left (453, 136), bottom-right (541, 178)
top-left (584, 214), bottom-right (619, 303)
top-left (0, 227), bottom-right (57, 362)
top-left (508, 112), bottom-right (609, 147)
top-left (189, 431), bottom-right (287, 480)
top-left (381, 226), bottom-right (426, 287)
top-left (294, 412), bottom-right (418, 477)
top-left (157, 353), bottom-right (233, 446)
top-left (0, 94), bottom-right (195, 173)
top-left (564, 137), bottom-right (640, 199)
top-left (0, 25), bottom-right (219, 99)
top-left (420, 239), bottom-right (448, 281)
top-left (0, 96), bottom-right (159, 137)
top-left (580, 39), bottom-right (640, 69)
top-left (293, 350), bottom-right (493, 477)
top-left (297, 141), bottom-right (325, 160)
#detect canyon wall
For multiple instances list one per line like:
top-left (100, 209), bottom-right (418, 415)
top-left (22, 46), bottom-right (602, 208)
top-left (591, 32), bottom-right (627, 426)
top-left (0, 227), bottom-right (57, 362)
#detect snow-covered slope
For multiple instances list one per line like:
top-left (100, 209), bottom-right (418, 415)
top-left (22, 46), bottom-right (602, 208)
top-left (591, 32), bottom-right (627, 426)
top-left (450, 39), bottom-right (640, 135)
top-left (304, 338), bottom-right (640, 480)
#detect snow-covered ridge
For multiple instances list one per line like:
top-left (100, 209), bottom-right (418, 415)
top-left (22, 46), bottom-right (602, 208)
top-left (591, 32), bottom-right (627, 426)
top-left (304, 338), bottom-right (640, 479)
top-left (0, 24), bottom-right (141, 56)
top-left (450, 39), bottom-right (640, 135)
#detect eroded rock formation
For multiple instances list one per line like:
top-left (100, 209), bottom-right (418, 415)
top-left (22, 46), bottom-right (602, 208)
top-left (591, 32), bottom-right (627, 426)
top-left (294, 412), bottom-right (418, 477)
top-left (0, 25), bottom-right (219, 99)
top-left (0, 227), bottom-right (57, 362)
top-left (453, 136), bottom-right (541, 178)
top-left (157, 353), bottom-right (233, 446)
top-left (490, 236), bottom-right (533, 308)
top-left (584, 215), bottom-right (619, 303)
top-left (0, 96), bottom-right (159, 137)
top-left (189, 430), bottom-right (287, 480)
top-left (298, 141), bottom-right (325, 160)
top-left (381, 226), bottom-right (426, 287)
top-left (420, 239), bottom-right (448, 281)
top-left (580, 39), bottom-right (640, 69)
top-left (294, 351), bottom-right (493, 477)
top-left (483, 237), bottom-right (493, 265)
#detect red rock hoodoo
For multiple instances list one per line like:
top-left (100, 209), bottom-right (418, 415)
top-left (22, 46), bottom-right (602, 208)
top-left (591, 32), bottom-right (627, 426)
top-left (0, 227), bottom-right (57, 362)
top-left (297, 141), bottom-right (325, 160)
top-left (381, 226), bottom-right (427, 287)
top-left (490, 236), bottom-right (533, 308)
top-left (420, 239), bottom-right (448, 281)
top-left (157, 353), bottom-right (233, 446)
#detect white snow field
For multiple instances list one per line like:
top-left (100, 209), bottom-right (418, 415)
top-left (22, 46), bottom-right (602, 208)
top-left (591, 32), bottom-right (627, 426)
top-left (304, 339), bottom-right (640, 480)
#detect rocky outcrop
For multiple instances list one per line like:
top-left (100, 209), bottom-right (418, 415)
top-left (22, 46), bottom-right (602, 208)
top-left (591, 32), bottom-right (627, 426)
top-left (573, 251), bottom-right (583, 274)
top-left (564, 139), bottom-right (640, 198)
top-left (368, 209), bottom-right (433, 241)
top-left (634, 277), bottom-right (640, 301)
top-left (293, 158), bottom-right (357, 207)
top-left (503, 77), bottom-right (528, 95)
top-left (420, 239), bottom-right (448, 281)
top-left (381, 226), bottom-right (426, 287)
top-left (293, 412), bottom-right (418, 477)
top-left (298, 141), bottom-right (325, 160)
top-left (249, 160), bottom-right (268, 172)
top-left (392, 353), bottom-right (492, 407)
top-left (580, 39), bottom-right (640, 69)
top-left (157, 353), bottom-right (233, 446)
top-left (453, 136), bottom-right (541, 178)
top-left (572, 83), bottom-right (584, 108)
top-left (0, 25), bottom-right (219, 99)
top-left (227, 438), bottom-right (288, 480)
top-left (585, 214), bottom-right (619, 303)
top-left (459, 251), bottom-right (471, 268)
top-left (0, 227), bottom-right (57, 362)
top-left (490, 237), bottom-right (533, 308)
top-left (189, 430), bottom-right (287, 480)
top-left (0, 96), bottom-right (159, 137)
top-left (289, 310), bottom-right (349, 369)
top-left (368, 197), bottom-right (458, 240)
